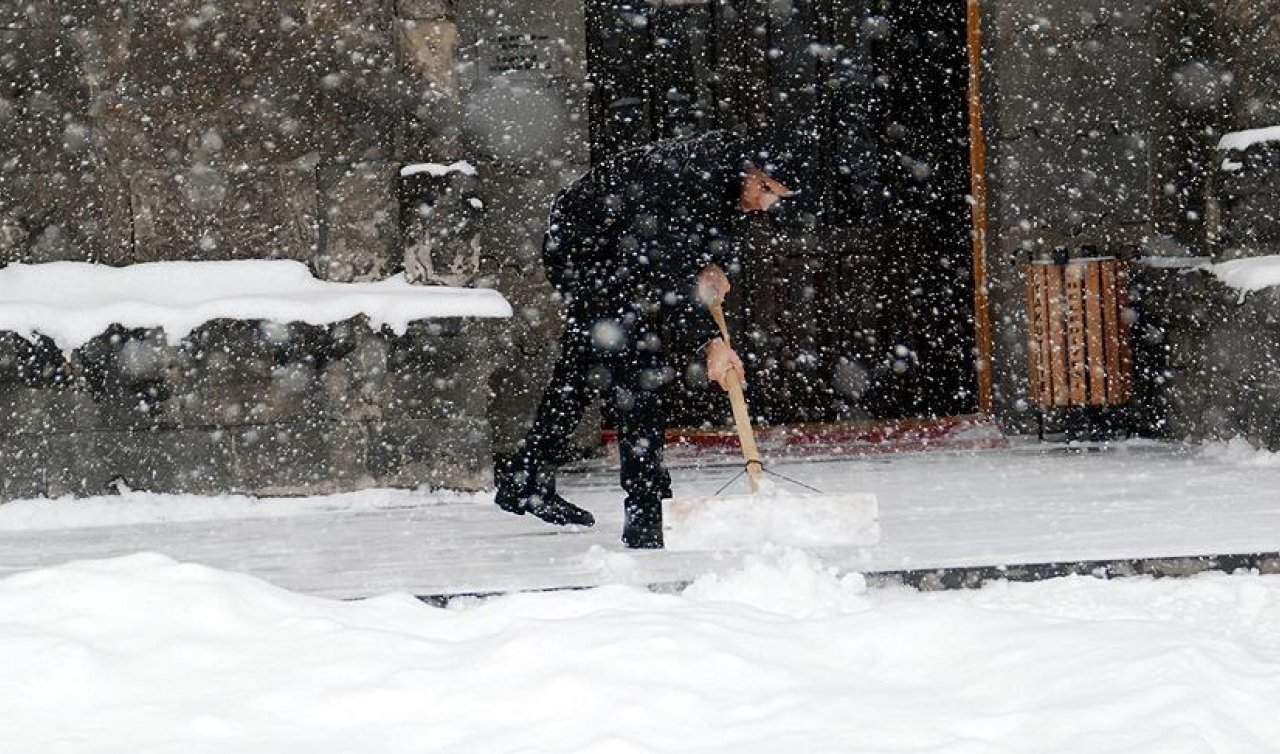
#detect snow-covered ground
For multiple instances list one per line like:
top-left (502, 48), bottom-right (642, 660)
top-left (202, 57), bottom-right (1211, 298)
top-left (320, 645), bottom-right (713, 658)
top-left (3, 440), bottom-right (1280, 752)
top-left (3, 438), bottom-right (1278, 597)
top-left (2, 550), bottom-right (1278, 753)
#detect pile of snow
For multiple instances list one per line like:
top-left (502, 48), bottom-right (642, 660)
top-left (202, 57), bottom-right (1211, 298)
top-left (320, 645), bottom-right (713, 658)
top-left (682, 545), bottom-right (871, 617)
top-left (399, 160), bottom-right (477, 178)
top-left (0, 260), bottom-right (511, 351)
top-left (1203, 436), bottom-right (1280, 467)
top-left (1208, 254), bottom-right (1280, 298)
top-left (2, 552), bottom-right (1279, 753)
top-left (665, 480), bottom-right (879, 550)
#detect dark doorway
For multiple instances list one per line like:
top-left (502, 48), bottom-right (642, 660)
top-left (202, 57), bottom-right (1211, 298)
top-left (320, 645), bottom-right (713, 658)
top-left (585, 0), bottom-right (976, 427)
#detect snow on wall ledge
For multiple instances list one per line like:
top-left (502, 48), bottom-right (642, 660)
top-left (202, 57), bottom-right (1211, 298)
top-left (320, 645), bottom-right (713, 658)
top-left (1217, 125), bottom-right (1280, 152)
top-left (0, 261), bottom-right (513, 352)
top-left (1207, 255), bottom-right (1280, 300)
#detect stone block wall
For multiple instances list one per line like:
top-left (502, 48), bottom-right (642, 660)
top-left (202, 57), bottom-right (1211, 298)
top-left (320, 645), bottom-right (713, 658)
top-left (0, 0), bottom-right (597, 465)
top-left (1215, 141), bottom-right (1280, 257)
top-left (981, 0), bottom-right (1280, 446)
top-left (0, 1), bottom-right (549, 498)
top-left (1133, 129), bottom-right (1280, 450)
top-left (0, 0), bottom-right (466, 278)
top-left (0, 317), bottom-right (499, 500)
top-left (1133, 267), bottom-right (1280, 450)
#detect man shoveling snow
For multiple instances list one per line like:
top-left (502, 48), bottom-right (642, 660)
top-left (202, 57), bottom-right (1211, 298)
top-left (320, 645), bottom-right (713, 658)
top-left (495, 130), bottom-right (797, 549)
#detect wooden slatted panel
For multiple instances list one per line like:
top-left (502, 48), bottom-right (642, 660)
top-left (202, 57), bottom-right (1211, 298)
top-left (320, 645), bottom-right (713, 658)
top-left (1025, 258), bottom-right (1136, 411)
top-left (1112, 262), bottom-right (1134, 402)
top-left (1064, 263), bottom-right (1087, 405)
top-left (1044, 264), bottom-right (1068, 406)
top-left (1084, 261), bottom-right (1107, 406)
top-left (1023, 265), bottom-right (1044, 406)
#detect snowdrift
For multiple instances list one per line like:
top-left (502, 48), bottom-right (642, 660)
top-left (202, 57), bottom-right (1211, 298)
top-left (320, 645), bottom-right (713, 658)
top-left (2, 552), bottom-right (1279, 753)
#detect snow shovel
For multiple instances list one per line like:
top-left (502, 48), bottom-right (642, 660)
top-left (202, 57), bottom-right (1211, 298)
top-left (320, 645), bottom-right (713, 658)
top-left (663, 301), bottom-right (880, 549)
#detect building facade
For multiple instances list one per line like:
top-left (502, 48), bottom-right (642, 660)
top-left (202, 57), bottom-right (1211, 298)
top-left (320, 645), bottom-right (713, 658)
top-left (1, 0), bottom-right (1279, 500)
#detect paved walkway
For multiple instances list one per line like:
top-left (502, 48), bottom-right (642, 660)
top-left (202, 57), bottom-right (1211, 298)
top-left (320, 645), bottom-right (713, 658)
top-left (2, 440), bottom-right (1278, 599)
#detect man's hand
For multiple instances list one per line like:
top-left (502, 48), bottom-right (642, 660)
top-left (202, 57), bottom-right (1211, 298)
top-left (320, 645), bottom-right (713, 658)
top-left (696, 265), bottom-right (731, 308)
top-left (705, 337), bottom-right (745, 391)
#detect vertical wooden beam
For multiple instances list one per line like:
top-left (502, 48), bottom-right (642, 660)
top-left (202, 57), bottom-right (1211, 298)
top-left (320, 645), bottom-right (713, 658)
top-left (1038, 266), bottom-right (1053, 408)
top-left (966, 0), bottom-right (994, 414)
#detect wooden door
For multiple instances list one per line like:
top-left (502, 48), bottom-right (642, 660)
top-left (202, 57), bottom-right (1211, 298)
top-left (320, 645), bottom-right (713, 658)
top-left (585, 0), bottom-right (976, 427)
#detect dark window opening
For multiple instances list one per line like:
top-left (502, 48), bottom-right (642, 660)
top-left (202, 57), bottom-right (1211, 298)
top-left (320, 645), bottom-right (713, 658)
top-left (585, 0), bottom-right (976, 426)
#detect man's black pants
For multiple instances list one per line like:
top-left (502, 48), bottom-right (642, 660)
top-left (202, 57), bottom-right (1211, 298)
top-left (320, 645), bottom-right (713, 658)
top-left (513, 295), bottom-right (672, 530)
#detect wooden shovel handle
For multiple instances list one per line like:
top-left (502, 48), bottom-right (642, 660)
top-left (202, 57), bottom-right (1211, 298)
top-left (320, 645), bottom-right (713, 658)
top-left (709, 302), bottom-right (763, 493)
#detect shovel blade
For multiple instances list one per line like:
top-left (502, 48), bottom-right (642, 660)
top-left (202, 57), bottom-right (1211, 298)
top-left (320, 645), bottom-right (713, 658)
top-left (664, 492), bottom-right (880, 550)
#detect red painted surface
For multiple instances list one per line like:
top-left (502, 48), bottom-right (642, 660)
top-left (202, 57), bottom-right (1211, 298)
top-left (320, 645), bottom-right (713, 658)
top-left (601, 414), bottom-right (1008, 463)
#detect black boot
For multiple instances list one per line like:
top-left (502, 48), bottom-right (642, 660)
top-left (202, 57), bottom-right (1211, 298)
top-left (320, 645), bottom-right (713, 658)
top-left (494, 454), bottom-right (595, 528)
top-left (527, 491), bottom-right (596, 527)
top-left (621, 496), bottom-right (664, 549)
top-left (493, 453), bottom-right (528, 516)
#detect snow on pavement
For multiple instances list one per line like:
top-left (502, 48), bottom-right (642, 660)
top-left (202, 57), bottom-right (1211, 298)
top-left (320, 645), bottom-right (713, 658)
top-left (3, 439), bottom-right (1280, 597)
top-left (0, 487), bottom-right (492, 531)
top-left (1, 550), bottom-right (1279, 754)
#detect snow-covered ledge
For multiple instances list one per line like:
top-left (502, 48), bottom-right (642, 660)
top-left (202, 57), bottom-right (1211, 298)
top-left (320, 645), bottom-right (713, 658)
top-left (1217, 125), bottom-right (1280, 153)
top-left (0, 260), bottom-right (511, 352)
top-left (0, 261), bottom-right (511, 501)
top-left (1207, 255), bottom-right (1280, 300)
top-left (1141, 254), bottom-right (1280, 300)
top-left (1211, 125), bottom-right (1280, 298)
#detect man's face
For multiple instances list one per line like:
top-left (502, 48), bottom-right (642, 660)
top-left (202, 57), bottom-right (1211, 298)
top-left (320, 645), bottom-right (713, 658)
top-left (739, 166), bottom-right (793, 213)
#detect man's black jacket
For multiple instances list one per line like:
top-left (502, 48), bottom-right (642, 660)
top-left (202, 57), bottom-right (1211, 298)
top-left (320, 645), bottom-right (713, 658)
top-left (542, 130), bottom-right (757, 354)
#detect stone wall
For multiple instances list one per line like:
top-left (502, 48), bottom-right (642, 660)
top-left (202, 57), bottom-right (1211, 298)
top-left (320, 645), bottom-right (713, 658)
top-left (0, 1), bottom-right (517, 498)
top-left (0, 317), bottom-right (498, 499)
top-left (981, 0), bottom-right (1280, 446)
top-left (0, 1), bottom-right (474, 278)
top-left (1135, 266), bottom-right (1280, 450)
top-left (1136, 132), bottom-right (1280, 450)
top-left (7, 0), bottom-right (1279, 482)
